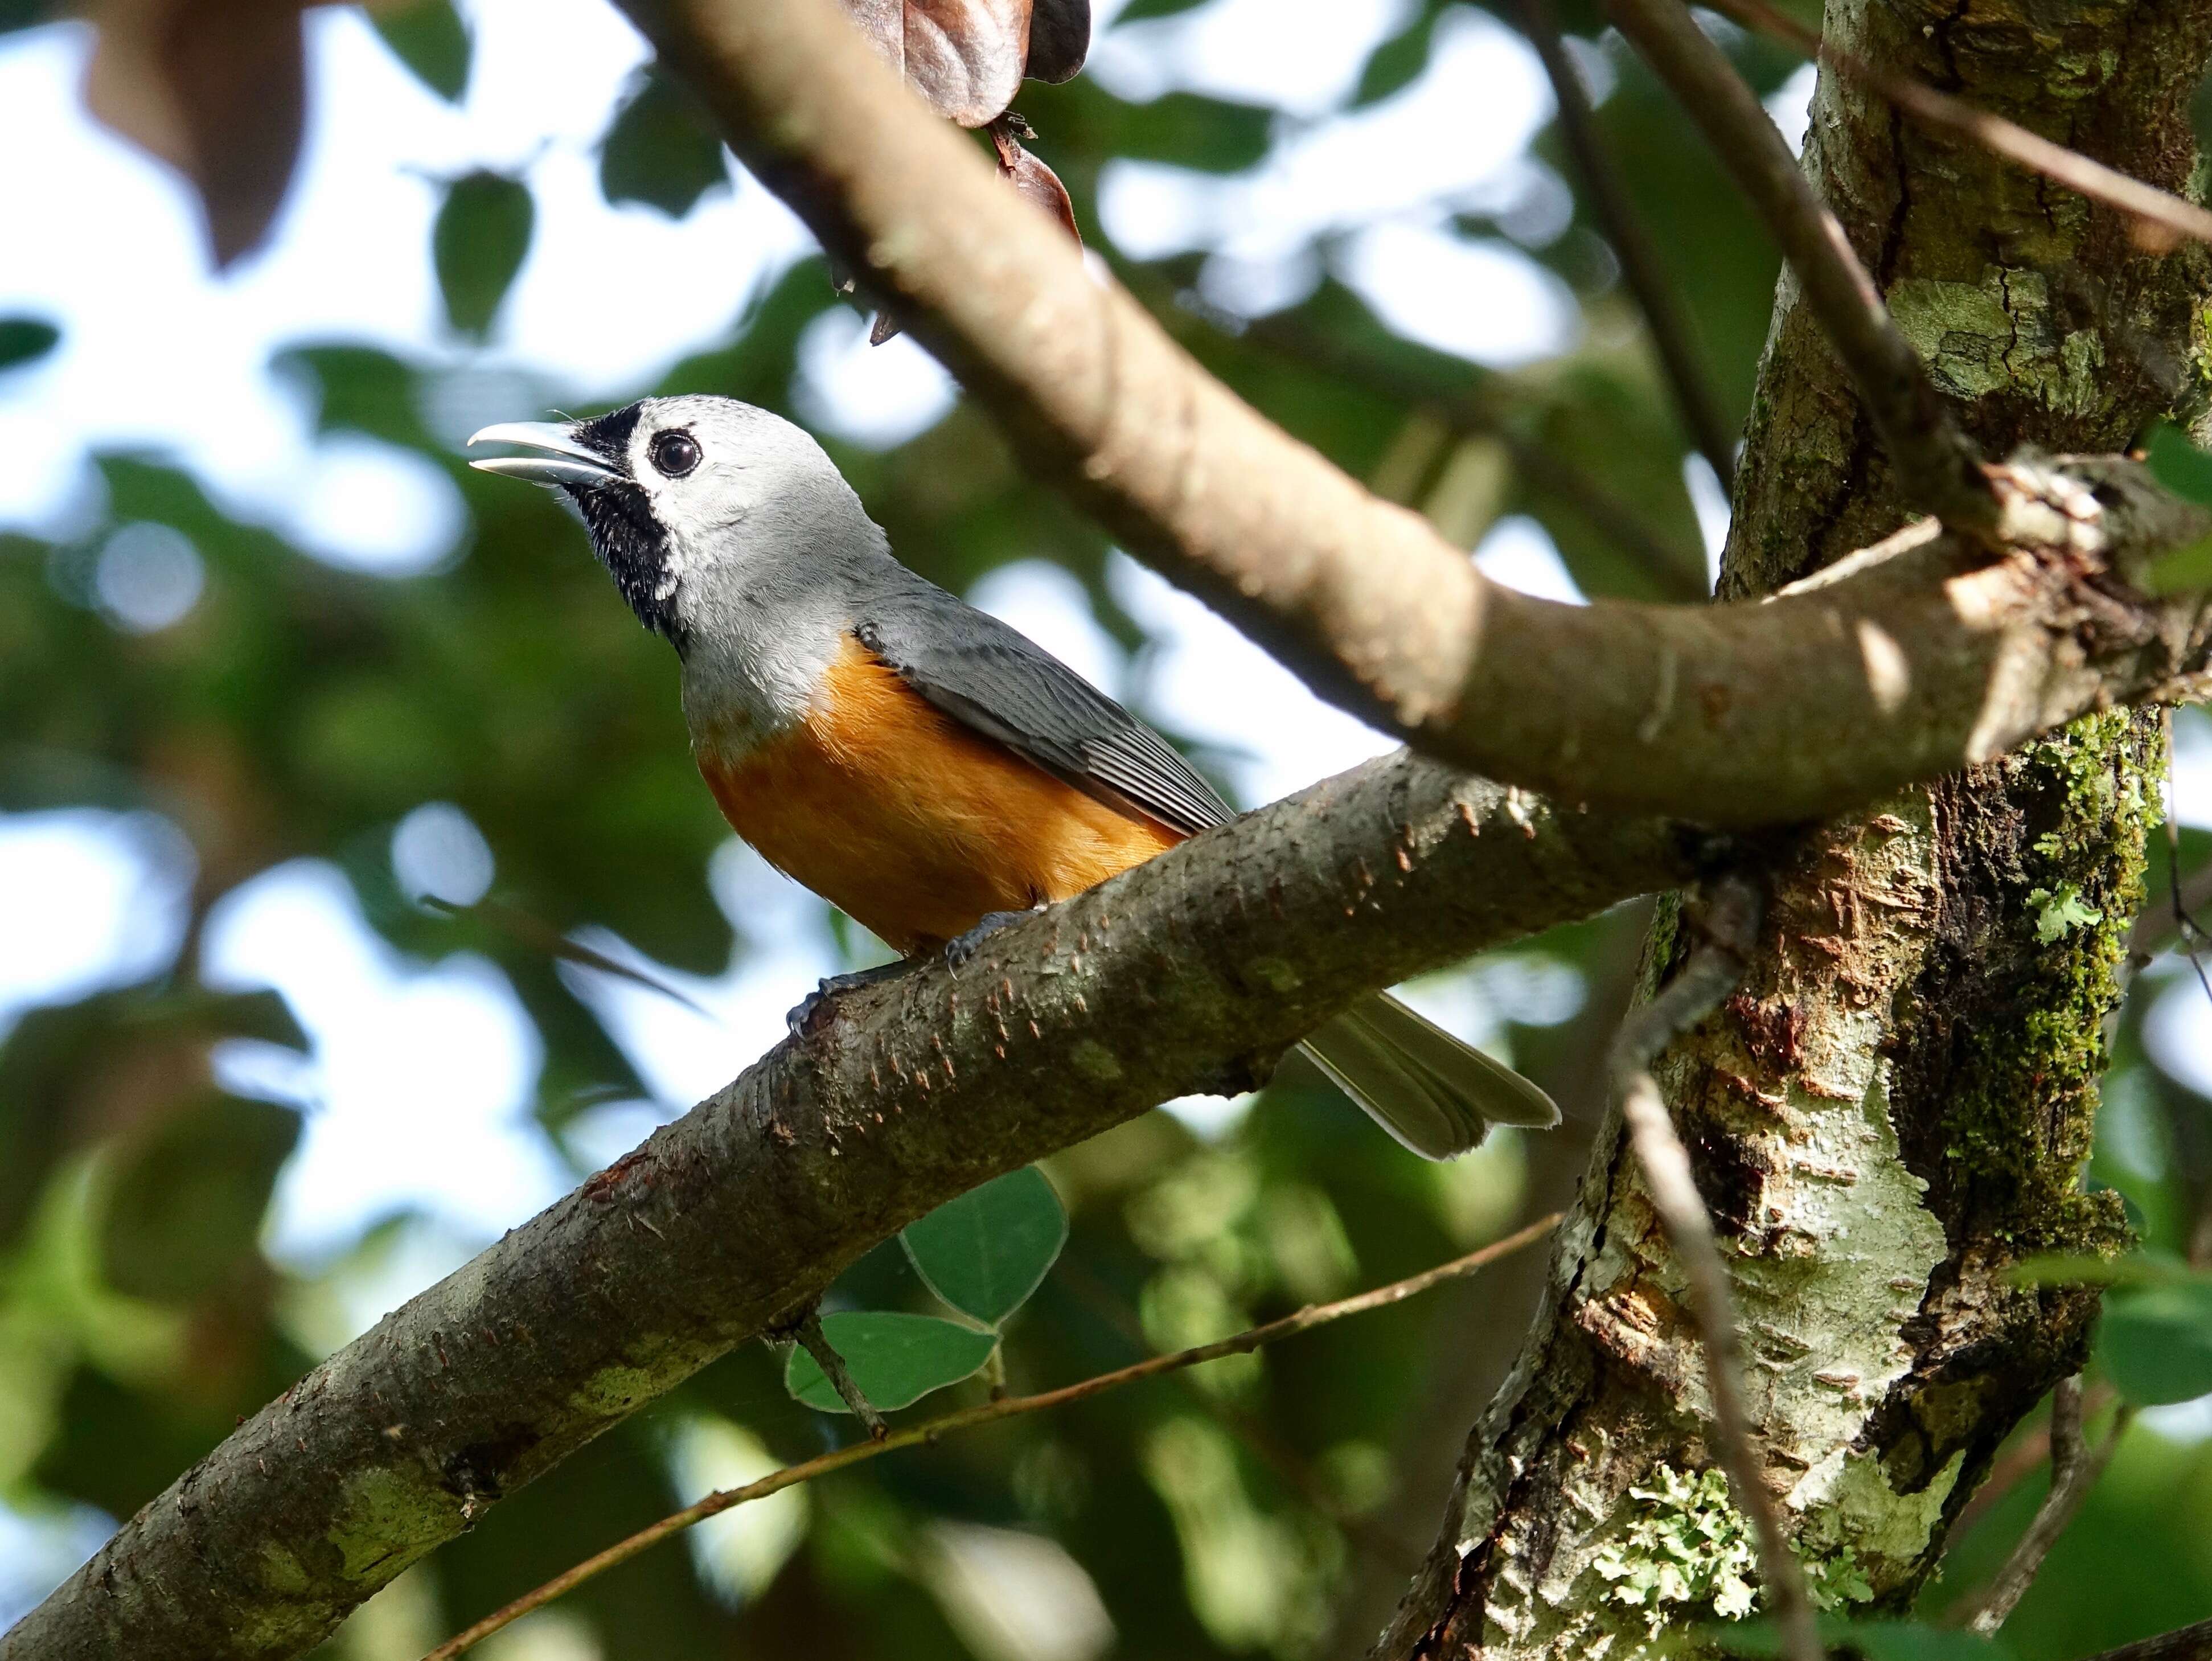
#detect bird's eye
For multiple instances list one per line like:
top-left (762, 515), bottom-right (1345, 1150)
top-left (649, 430), bottom-right (701, 478)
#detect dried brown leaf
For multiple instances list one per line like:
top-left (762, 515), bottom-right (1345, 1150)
top-left (82, 0), bottom-right (309, 266)
top-left (990, 122), bottom-right (1080, 244)
top-left (842, 0), bottom-right (1059, 127)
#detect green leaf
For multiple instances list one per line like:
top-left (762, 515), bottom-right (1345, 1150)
top-left (273, 343), bottom-right (434, 448)
top-left (1112, 0), bottom-right (1213, 20)
top-left (598, 69), bottom-right (729, 219)
top-left (901, 1166), bottom-right (1069, 1326)
top-left (434, 170), bottom-right (533, 339)
top-left (1711, 1618), bottom-right (2012, 1661)
top-left (0, 315), bottom-right (60, 372)
top-left (2099, 1278), bottom-right (2212, 1405)
top-left (2146, 420), bottom-right (2212, 505)
top-left (1353, 7), bottom-right (1441, 108)
top-left (372, 0), bottom-right (471, 103)
top-left (783, 1312), bottom-right (997, 1414)
top-left (2139, 423), bottom-right (2212, 592)
top-left (1100, 92), bottom-right (1272, 174)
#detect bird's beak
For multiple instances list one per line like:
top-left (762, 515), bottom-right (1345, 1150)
top-left (466, 421), bottom-right (625, 488)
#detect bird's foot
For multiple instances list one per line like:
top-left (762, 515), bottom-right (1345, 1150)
top-left (943, 907), bottom-right (1043, 970)
top-left (786, 959), bottom-right (909, 1037)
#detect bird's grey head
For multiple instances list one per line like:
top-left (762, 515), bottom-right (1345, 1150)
top-left (467, 394), bottom-right (876, 649)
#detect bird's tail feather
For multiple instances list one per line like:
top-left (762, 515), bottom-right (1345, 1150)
top-left (1298, 993), bottom-right (1559, 1160)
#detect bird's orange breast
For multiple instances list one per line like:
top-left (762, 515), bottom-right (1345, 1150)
top-left (696, 635), bottom-right (1183, 955)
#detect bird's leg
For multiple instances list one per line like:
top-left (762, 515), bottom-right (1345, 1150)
top-left (785, 1305), bottom-right (888, 1439)
top-left (786, 958), bottom-right (910, 1036)
top-left (943, 904), bottom-right (1047, 970)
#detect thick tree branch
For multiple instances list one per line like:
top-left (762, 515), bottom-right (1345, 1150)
top-left (614, 0), bottom-right (2212, 827)
top-left (1, 755), bottom-right (1692, 1661)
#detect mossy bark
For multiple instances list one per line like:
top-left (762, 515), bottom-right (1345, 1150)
top-left (1382, 0), bottom-right (2212, 1652)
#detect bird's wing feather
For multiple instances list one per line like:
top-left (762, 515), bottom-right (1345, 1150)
top-left (853, 584), bottom-right (1230, 836)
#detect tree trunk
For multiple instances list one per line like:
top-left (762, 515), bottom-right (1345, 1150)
top-left (1383, 0), bottom-right (2212, 1651)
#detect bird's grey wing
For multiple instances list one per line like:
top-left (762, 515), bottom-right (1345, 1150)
top-left (853, 588), bottom-right (1230, 836)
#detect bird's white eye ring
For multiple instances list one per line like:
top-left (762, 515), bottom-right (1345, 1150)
top-left (649, 429), bottom-right (701, 478)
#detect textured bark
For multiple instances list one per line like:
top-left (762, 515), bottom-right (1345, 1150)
top-left (0, 756), bottom-right (1693, 1661)
top-left (618, 0), bottom-right (2212, 828)
top-left (1385, 1), bottom-right (2212, 1654)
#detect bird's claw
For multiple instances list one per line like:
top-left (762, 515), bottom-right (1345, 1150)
top-left (943, 907), bottom-right (1041, 971)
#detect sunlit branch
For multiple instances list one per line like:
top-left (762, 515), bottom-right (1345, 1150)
top-left (0, 752), bottom-right (1685, 1661)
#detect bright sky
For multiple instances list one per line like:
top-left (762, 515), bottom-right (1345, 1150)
top-left (3, 0), bottom-right (2208, 1616)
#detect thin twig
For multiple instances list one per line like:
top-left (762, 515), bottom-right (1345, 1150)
top-left (423, 895), bottom-right (717, 1020)
top-left (1946, 1379), bottom-right (2116, 1546)
top-left (2079, 1616), bottom-right (2212, 1661)
top-left (1954, 1377), bottom-right (2133, 1632)
top-left (1702, 0), bottom-right (2212, 254)
top-left (2144, 709), bottom-right (2212, 1015)
top-left (418, 1213), bottom-right (1565, 1660)
top-left (1610, 875), bottom-right (1822, 1661)
top-left (791, 1307), bottom-right (888, 1439)
top-left (1603, 0), bottom-right (1996, 538)
top-left (1046, 1252), bottom-right (1433, 1564)
top-left (1510, 0), bottom-right (1738, 495)
top-left (1240, 313), bottom-right (1711, 602)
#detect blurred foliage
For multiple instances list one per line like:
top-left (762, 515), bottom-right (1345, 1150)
top-left (434, 169), bottom-right (535, 338)
top-left (2, 4), bottom-right (2210, 1659)
top-left (370, 0), bottom-right (471, 104)
top-left (599, 68), bottom-right (731, 219)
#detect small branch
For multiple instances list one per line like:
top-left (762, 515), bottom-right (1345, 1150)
top-left (1047, 1250), bottom-right (1431, 1564)
top-left (2132, 708), bottom-right (2212, 1015)
top-left (1703, 0), bottom-right (2212, 254)
top-left (2080, 1617), bottom-right (2212, 1661)
top-left (1511, 0), bottom-right (1738, 496)
top-left (790, 1307), bottom-right (888, 1439)
top-left (1954, 1377), bottom-right (2133, 1633)
top-left (1609, 874), bottom-right (1822, 1661)
top-left (1945, 1380), bottom-right (2116, 1547)
top-left (1603, 0), bottom-right (1996, 537)
top-left (420, 1215), bottom-right (1565, 1660)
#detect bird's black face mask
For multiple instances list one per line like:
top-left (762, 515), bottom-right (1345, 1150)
top-left (566, 403), bottom-right (685, 647)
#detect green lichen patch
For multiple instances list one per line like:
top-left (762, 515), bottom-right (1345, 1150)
top-left (1589, 1465), bottom-right (1876, 1638)
top-left (1593, 1466), bottom-right (1760, 1630)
